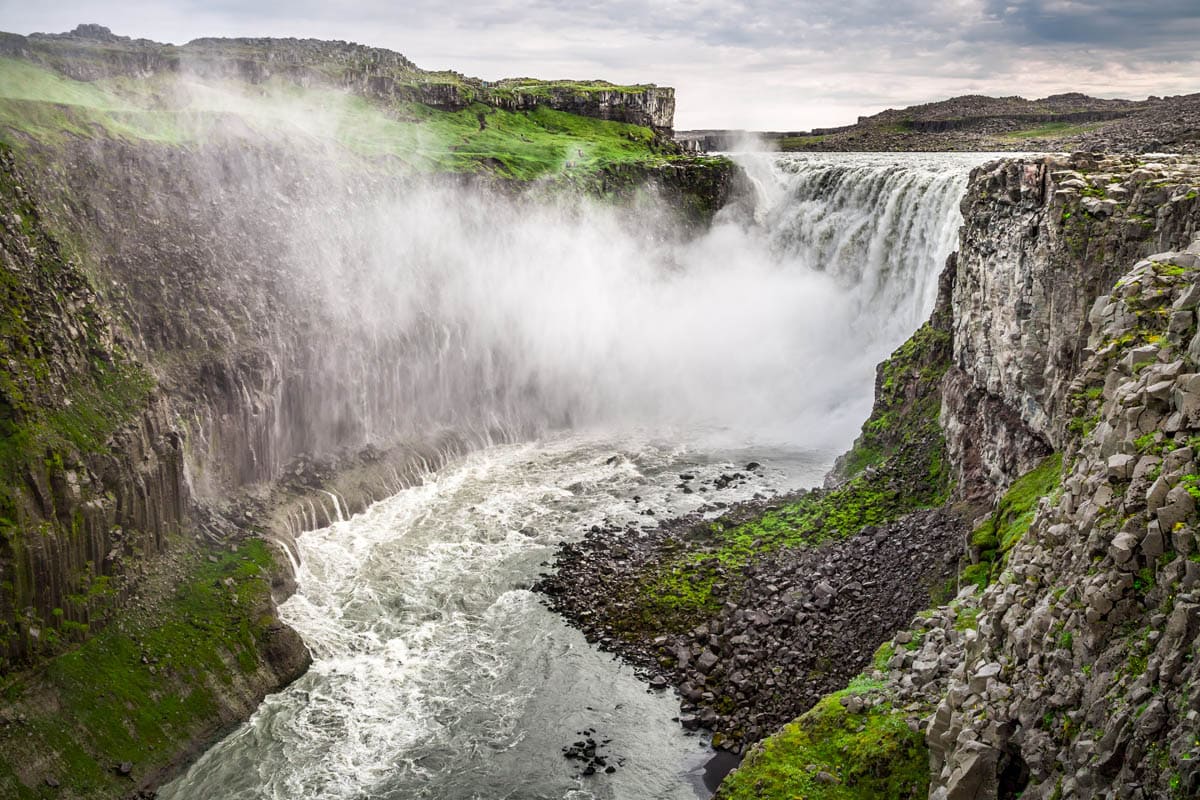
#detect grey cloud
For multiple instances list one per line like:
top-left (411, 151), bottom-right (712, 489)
top-left (979, 0), bottom-right (1200, 47)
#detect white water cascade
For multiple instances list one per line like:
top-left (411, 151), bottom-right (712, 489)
top-left (161, 152), bottom-right (995, 800)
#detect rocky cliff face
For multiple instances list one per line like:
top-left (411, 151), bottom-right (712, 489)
top-left (857, 156), bottom-right (1200, 800)
top-left (946, 155), bottom-right (1200, 501)
top-left (0, 146), bottom-right (187, 665)
top-left (487, 82), bottom-right (675, 133)
top-left (915, 158), bottom-right (1200, 800)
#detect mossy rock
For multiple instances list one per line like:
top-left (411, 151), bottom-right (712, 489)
top-left (716, 679), bottom-right (928, 800)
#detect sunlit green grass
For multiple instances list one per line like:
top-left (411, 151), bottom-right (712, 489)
top-left (1000, 120), bottom-right (1106, 139)
top-left (0, 57), bottom-right (671, 179)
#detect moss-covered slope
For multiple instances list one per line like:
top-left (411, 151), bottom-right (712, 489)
top-left (0, 539), bottom-right (309, 799)
top-left (0, 143), bottom-right (184, 666)
top-left (0, 142), bottom-right (310, 798)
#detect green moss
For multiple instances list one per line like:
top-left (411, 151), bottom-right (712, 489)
top-left (1133, 565), bottom-right (1156, 593)
top-left (0, 540), bottom-right (280, 796)
top-left (840, 323), bottom-right (952, 480)
top-left (954, 605), bottom-right (982, 632)
top-left (716, 680), bottom-right (928, 800)
top-left (1180, 474), bottom-right (1200, 502)
top-left (965, 453), bottom-right (1063, 589)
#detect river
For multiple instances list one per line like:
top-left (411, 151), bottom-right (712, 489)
top-left (161, 151), bottom-right (995, 799)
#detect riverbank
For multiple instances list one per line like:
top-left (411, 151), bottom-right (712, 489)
top-left (536, 263), bottom-right (969, 753)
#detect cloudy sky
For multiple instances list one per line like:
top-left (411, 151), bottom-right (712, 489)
top-left (1, 1), bottom-right (1197, 129)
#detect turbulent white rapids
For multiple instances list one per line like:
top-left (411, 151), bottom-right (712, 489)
top-left (162, 153), bottom-right (995, 799)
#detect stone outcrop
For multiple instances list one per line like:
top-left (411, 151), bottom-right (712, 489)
top-left (487, 82), bottom-right (675, 133)
top-left (0, 142), bottom-right (314, 796)
top-left (946, 154), bottom-right (1200, 500)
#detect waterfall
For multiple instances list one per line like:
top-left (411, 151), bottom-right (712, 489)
top-left (262, 152), bottom-right (983, 455)
top-left (167, 150), bottom-right (990, 495)
top-left (736, 152), bottom-right (975, 339)
top-left (158, 152), bottom-right (996, 800)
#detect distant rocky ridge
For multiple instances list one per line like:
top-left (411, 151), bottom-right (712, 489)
top-left (0, 24), bottom-right (676, 133)
top-left (678, 92), bottom-right (1200, 154)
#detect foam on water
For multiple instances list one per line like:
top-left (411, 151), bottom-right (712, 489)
top-left (162, 434), bottom-right (825, 800)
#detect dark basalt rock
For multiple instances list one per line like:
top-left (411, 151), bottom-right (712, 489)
top-left (537, 504), bottom-right (968, 752)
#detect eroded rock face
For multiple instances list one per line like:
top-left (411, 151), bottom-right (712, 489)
top-left (487, 85), bottom-right (675, 134)
top-left (947, 153), bottom-right (1200, 500)
top-left (882, 241), bottom-right (1200, 798)
top-left (0, 149), bottom-right (188, 664)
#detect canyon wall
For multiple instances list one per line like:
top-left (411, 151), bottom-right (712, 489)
top-left (716, 154), bottom-right (1200, 800)
top-left (0, 146), bottom-right (187, 664)
top-left (914, 156), bottom-right (1200, 799)
top-left (946, 154), bottom-right (1200, 501)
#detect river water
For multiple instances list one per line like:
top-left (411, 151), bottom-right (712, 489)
top-left (162, 435), bottom-right (824, 800)
top-left (161, 152), bottom-right (996, 799)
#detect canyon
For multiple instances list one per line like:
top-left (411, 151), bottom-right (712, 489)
top-left (0, 23), bottom-right (1198, 800)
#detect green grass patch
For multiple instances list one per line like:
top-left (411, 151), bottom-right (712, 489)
top-left (0, 540), bottom-right (281, 797)
top-left (966, 453), bottom-right (1063, 589)
top-left (1000, 121), bottom-right (1105, 140)
top-left (716, 680), bottom-right (928, 800)
top-left (778, 134), bottom-right (829, 150)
